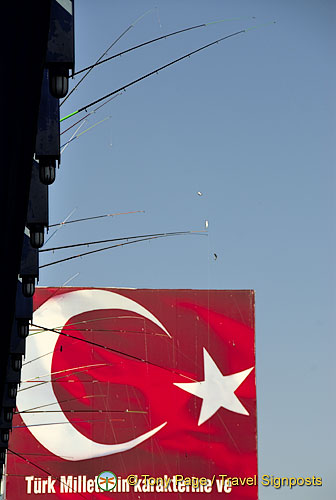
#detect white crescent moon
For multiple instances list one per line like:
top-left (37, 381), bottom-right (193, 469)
top-left (17, 289), bottom-right (168, 461)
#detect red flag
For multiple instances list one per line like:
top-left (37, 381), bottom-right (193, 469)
top-left (7, 288), bottom-right (257, 499)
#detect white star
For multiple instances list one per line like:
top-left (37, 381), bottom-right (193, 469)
top-left (174, 348), bottom-right (253, 426)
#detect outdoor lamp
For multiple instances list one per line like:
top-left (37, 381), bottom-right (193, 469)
top-left (39, 158), bottom-right (56, 185)
top-left (27, 160), bottom-right (49, 245)
top-left (3, 409), bottom-right (13, 424)
top-left (49, 66), bottom-right (69, 98)
top-left (17, 319), bottom-right (30, 339)
top-left (35, 71), bottom-right (60, 185)
top-left (46, 0), bottom-right (74, 98)
top-left (29, 224), bottom-right (44, 249)
top-left (1, 431), bottom-right (9, 444)
top-left (20, 234), bottom-right (38, 298)
top-left (7, 384), bottom-right (17, 400)
top-left (21, 276), bottom-right (35, 298)
top-left (11, 355), bottom-right (22, 372)
top-left (15, 280), bottom-right (33, 337)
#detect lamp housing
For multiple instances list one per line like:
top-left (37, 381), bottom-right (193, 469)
top-left (35, 70), bottom-right (60, 183)
top-left (20, 233), bottom-right (38, 298)
top-left (45, 0), bottom-right (74, 98)
top-left (26, 160), bottom-right (49, 244)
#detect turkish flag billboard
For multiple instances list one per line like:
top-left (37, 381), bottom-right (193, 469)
top-left (6, 287), bottom-right (257, 498)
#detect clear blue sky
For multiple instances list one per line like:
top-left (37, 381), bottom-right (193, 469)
top-left (40, 1), bottom-right (335, 498)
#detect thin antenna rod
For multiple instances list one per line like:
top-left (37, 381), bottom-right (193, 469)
top-left (31, 322), bottom-right (198, 382)
top-left (60, 8), bottom-right (155, 106)
top-left (60, 120), bottom-right (86, 154)
top-left (17, 410), bottom-right (144, 414)
top-left (39, 272), bottom-right (80, 305)
top-left (44, 207), bottom-right (77, 245)
top-left (18, 364), bottom-right (108, 392)
top-left (61, 21), bottom-right (275, 123)
top-left (72, 17), bottom-right (254, 78)
top-left (40, 230), bottom-right (203, 252)
top-left (60, 94), bottom-right (121, 135)
top-left (12, 419), bottom-right (107, 429)
top-left (60, 115), bottom-right (112, 150)
top-left (40, 232), bottom-right (205, 268)
top-left (48, 210), bottom-right (144, 228)
top-left (60, 29), bottom-right (246, 122)
top-left (21, 394), bottom-right (106, 413)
